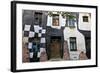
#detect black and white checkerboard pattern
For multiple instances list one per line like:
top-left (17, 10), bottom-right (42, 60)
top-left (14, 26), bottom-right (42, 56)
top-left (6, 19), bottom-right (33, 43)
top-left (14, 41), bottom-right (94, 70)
top-left (23, 24), bottom-right (46, 60)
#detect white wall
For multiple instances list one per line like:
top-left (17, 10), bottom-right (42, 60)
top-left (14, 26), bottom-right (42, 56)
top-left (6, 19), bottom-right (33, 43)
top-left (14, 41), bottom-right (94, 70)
top-left (0, 0), bottom-right (99, 73)
top-left (64, 25), bottom-right (86, 52)
top-left (64, 26), bottom-right (86, 60)
top-left (78, 13), bottom-right (91, 31)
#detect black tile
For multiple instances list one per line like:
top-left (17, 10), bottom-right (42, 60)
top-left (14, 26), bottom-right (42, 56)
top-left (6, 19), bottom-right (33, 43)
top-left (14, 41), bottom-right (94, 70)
top-left (28, 37), bottom-right (34, 42)
top-left (42, 34), bottom-right (45, 37)
top-left (30, 25), bottom-right (34, 31)
top-left (39, 30), bottom-right (42, 33)
top-left (24, 31), bottom-right (29, 37)
top-left (29, 49), bottom-right (33, 52)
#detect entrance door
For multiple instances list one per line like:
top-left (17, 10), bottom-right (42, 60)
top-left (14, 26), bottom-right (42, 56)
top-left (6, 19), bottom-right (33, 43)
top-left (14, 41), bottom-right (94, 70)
top-left (50, 37), bottom-right (61, 59)
top-left (85, 37), bottom-right (91, 59)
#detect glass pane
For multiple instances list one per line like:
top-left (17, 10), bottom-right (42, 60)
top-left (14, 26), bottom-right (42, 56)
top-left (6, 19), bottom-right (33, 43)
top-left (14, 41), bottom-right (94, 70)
top-left (53, 15), bottom-right (59, 26)
top-left (83, 16), bottom-right (88, 22)
top-left (70, 37), bottom-right (77, 51)
top-left (34, 12), bottom-right (42, 25)
top-left (69, 19), bottom-right (75, 27)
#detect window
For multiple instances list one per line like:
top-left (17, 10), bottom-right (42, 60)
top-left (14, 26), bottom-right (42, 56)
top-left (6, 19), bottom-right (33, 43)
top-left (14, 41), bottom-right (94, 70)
top-left (52, 14), bottom-right (59, 26)
top-left (66, 18), bottom-right (75, 27)
top-left (83, 16), bottom-right (88, 22)
top-left (34, 12), bottom-right (42, 25)
top-left (69, 19), bottom-right (75, 27)
top-left (70, 37), bottom-right (77, 51)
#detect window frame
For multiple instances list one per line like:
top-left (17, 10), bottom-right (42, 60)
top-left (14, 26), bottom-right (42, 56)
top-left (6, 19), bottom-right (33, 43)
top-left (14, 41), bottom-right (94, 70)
top-left (52, 14), bottom-right (59, 26)
top-left (83, 16), bottom-right (89, 22)
top-left (34, 12), bottom-right (42, 25)
top-left (70, 37), bottom-right (77, 51)
top-left (66, 17), bottom-right (75, 28)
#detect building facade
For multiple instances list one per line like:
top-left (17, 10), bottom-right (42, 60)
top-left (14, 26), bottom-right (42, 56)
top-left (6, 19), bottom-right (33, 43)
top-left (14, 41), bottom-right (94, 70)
top-left (22, 10), bottom-right (91, 62)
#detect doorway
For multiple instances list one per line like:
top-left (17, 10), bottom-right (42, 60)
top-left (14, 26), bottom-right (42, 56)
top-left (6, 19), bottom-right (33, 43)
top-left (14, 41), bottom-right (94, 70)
top-left (85, 37), bottom-right (91, 59)
top-left (50, 36), bottom-right (62, 60)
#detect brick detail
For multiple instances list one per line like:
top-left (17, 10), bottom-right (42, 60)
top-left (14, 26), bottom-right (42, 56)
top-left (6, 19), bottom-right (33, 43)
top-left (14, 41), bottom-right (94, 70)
top-left (63, 41), bottom-right (70, 60)
top-left (40, 49), bottom-right (47, 62)
top-left (22, 43), bottom-right (30, 62)
top-left (79, 51), bottom-right (88, 60)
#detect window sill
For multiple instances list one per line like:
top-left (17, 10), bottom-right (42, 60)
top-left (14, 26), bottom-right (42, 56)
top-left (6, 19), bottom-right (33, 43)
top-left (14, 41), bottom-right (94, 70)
top-left (69, 26), bottom-right (75, 28)
top-left (70, 50), bottom-right (77, 51)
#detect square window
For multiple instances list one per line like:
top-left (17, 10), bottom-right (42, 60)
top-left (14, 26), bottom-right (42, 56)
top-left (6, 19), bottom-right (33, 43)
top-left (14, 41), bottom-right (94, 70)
top-left (83, 16), bottom-right (88, 22)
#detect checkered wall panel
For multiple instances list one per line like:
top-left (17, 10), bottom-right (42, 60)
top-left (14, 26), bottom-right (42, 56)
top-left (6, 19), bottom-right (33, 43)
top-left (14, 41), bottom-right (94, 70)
top-left (23, 24), bottom-right (46, 61)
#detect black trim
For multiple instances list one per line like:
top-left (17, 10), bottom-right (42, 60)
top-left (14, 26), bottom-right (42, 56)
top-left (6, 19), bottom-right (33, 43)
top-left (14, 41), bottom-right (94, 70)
top-left (11, 1), bottom-right (98, 72)
top-left (11, 1), bottom-right (16, 72)
top-left (12, 65), bottom-right (97, 72)
top-left (70, 37), bottom-right (77, 51)
top-left (11, 1), bottom-right (97, 8)
top-left (96, 6), bottom-right (98, 67)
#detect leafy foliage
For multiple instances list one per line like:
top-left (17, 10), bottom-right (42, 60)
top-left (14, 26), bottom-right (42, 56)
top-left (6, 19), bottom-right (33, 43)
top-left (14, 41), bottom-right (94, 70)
top-left (61, 12), bottom-right (76, 19)
top-left (48, 11), bottom-right (76, 19)
top-left (48, 12), bottom-right (53, 17)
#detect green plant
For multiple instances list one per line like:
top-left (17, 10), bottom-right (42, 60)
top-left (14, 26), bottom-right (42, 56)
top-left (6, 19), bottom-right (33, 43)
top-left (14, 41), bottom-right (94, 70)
top-left (61, 12), bottom-right (76, 19)
top-left (48, 11), bottom-right (53, 17)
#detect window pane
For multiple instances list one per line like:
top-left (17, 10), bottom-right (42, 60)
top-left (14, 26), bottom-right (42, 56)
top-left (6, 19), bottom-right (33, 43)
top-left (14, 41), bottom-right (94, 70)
top-left (34, 12), bottom-right (42, 25)
top-left (70, 37), bottom-right (77, 51)
top-left (52, 14), bottom-right (59, 26)
top-left (83, 16), bottom-right (88, 22)
top-left (68, 19), bottom-right (75, 27)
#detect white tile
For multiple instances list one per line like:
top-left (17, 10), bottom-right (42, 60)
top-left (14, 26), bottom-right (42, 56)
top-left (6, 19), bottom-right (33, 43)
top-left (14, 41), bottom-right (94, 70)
top-left (29, 31), bottom-right (35, 37)
top-left (30, 52), bottom-right (33, 58)
top-left (38, 33), bottom-right (42, 37)
top-left (23, 37), bottom-right (28, 43)
top-left (24, 24), bottom-right (31, 31)
top-left (42, 29), bottom-right (46, 34)
top-left (40, 38), bottom-right (46, 43)
top-left (28, 42), bottom-right (32, 49)
top-left (37, 52), bottom-right (41, 58)
top-left (39, 27), bottom-right (42, 30)
top-left (34, 25), bottom-right (39, 33)
top-left (40, 48), bottom-right (45, 52)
